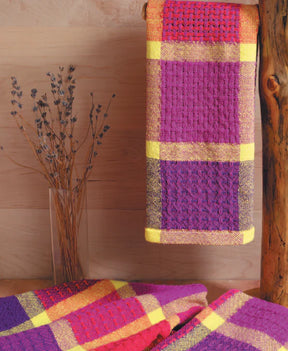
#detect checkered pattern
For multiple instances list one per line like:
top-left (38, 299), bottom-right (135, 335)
top-left (0, 280), bottom-right (207, 350)
top-left (152, 290), bottom-right (288, 351)
top-left (146, 0), bottom-right (259, 245)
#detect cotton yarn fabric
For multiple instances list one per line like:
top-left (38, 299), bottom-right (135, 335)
top-left (145, 0), bottom-right (259, 245)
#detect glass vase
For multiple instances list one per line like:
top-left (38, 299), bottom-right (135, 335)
top-left (49, 184), bottom-right (88, 285)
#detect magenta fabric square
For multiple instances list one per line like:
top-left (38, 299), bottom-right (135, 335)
top-left (160, 161), bottom-right (239, 231)
top-left (162, 1), bottom-right (240, 42)
top-left (66, 298), bottom-right (146, 343)
top-left (35, 280), bottom-right (96, 309)
top-left (160, 61), bottom-right (240, 143)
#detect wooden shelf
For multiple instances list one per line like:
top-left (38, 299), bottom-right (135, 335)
top-left (0, 279), bottom-right (260, 303)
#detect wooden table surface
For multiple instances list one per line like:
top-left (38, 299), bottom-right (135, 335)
top-left (0, 279), bottom-right (260, 303)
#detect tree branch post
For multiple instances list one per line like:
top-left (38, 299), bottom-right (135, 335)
top-left (259, 0), bottom-right (288, 306)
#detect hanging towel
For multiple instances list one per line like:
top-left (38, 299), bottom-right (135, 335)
top-left (145, 0), bottom-right (259, 245)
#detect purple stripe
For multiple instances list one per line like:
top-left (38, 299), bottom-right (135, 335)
top-left (160, 61), bottom-right (240, 143)
top-left (0, 296), bottom-right (29, 332)
top-left (229, 298), bottom-right (288, 345)
top-left (160, 161), bottom-right (240, 231)
top-left (189, 331), bottom-right (259, 350)
top-left (0, 325), bottom-right (61, 351)
top-left (130, 283), bottom-right (207, 306)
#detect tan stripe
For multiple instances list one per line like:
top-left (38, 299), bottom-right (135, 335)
top-left (50, 319), bottom-right (80, 350)
top-left (17, 292), bottom-right (45, 320)
top-left (239, 62), bottom-right (256, 144)
top-left (160, 142), bottom-right (240, 162)
top-left (163, 292), bottom-right (208, 317)
top-left (161, 42), bottom-right (240, 62)
top-left (166, 314), bottom-right (181, 330)
top-left (146, 59), bottom-right (161, 141)
top-left (82, 315), bottom-right (151, 349)
top-left (137, 295), bottom-right (161, 314)
top-left (115, 283), bottom-right (136, 299)
top-left (146, 158), bottom-right (162, 230)
top-left (0, 320), bottom-right (34, 337)
top-left (238, 161), bottom-right (254, 231)
top-left (218, 321), bottom-right (282, 350)
top-left (213, 291), bottom-right (252, 320)
top-left (159, 229), bottom-right (249, 245)
top-left (160, 324), bottom-right (210, 351)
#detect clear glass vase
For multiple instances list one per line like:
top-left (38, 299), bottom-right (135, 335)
top-left (49, 184), bottom-right (88, 285)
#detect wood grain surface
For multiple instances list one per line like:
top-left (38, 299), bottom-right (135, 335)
top-left (259, 0), bottom-right (288, 306)
top-left (0, 0), bottom-right (262, 281)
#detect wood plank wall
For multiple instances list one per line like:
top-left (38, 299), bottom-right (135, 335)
top-left (0, 0), bottom-right (261, 280)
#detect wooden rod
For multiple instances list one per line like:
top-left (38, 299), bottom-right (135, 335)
top-left (259, 0), bottom-right (288, 306)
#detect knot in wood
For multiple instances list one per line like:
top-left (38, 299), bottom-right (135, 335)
top-left (267, 75), bottom-right (280, 92)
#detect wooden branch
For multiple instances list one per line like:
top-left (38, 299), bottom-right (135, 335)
top-left (259, 0), bottom-right (288, 306)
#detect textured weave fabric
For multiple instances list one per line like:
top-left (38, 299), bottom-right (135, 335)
top-left (145, 0), bottom-right (259, 245)
top-left (0, 280), bottom-right (207, 350)
top-left (152, 289), bottom-right (288, 351)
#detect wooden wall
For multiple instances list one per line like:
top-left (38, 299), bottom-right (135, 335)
top-left (0, 0), bottom-right (261, 280)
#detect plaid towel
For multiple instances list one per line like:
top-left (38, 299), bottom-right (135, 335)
top-left (0, 280), bottom-right (207, 350)
top-left (145, 0), bottom-right (259, 245)
top-left (152, 289), bottom-right (288, 350)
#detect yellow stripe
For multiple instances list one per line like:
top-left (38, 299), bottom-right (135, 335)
top-left (240, 43), bottom-right (257, 62)
top-left (278, 347), bottom-right (288, 351)
top-left (145, 228), bottom-right (161, 243)
top-left (147, 141), bottom-right (254, 162)
top-left (147, 308), bottom-right (166, 325)
top-left (202, 312), bottom-right (225, 331)
top-left (146, 141), bottom-right (160, 159)
top-left (243, 227), bottom-right (255, 244)
top-left (111, 280), bottom-right (128, 290)
top-left (31, 311), bottom-right (51, 327)
top-left (147, 41), bottom-right (161, 60)
top-left (240, 143), bottom-right (254, 161)
top-left (67, 346), bottom-right (86, 351)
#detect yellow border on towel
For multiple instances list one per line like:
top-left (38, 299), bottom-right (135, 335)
top-left (145, 228), bottom-right (161, 243)
top-left (145, 227), bottom-right (255, 245)
top-left (240, 44), bottom-right (257, 62)
top-left (242, 227), bottom-right (255, 245)
top-left (146, 141), bottom-right (254, 162)
top-left (147, 41), bottom-right (161, 60)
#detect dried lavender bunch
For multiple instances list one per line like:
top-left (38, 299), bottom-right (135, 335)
top-left (5, 65), bottom-right (115, 193)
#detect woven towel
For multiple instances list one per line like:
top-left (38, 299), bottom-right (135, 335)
top-left (0, 280), bottom-right (207, 350)
top-left (152, 289), bottom-right (288, 351)
top-left (145, 0), bottom-right (259, 245)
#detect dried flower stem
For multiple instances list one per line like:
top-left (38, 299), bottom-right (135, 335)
top-left (3, 66), bottom-right (114, 283)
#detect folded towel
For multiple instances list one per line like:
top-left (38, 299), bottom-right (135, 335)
top-left (145, 0), bottom-right (259, 245)
top-left (152, 289), bottom-right (288, 350)
top-left (0, 280), bottom-right (207, 350)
